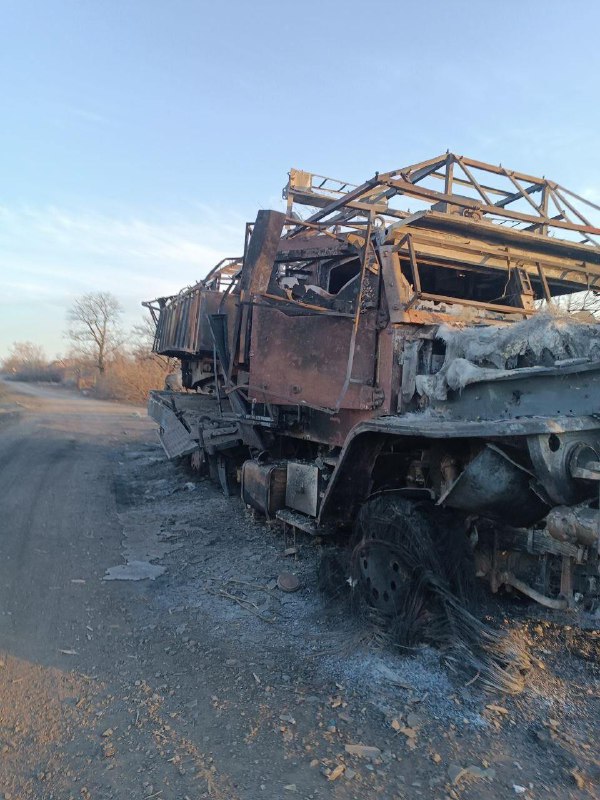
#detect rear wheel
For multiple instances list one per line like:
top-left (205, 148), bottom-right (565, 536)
top-left (216, 452), bottom-right (238, 497)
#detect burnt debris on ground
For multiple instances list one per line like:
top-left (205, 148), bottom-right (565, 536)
top-left (112, 438), bottom-right (600, 798)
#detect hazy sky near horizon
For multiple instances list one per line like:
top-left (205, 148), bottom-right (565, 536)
top-left (1, 0), bottom-right (599, 359)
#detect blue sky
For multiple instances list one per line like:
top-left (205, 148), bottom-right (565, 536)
top-left (0, 0), bottom-right (599, 359)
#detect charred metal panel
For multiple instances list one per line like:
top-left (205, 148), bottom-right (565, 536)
top-left (285, 462), bottom-right (320, 517)
top-left (248, 305), bottom-right (378, 410)
top-left (318, 432), bottom-right (385, 524)
top-left (159, 413), bottom-right (198, 459)
top-left (207, 314), bottom-right (231, 372)
top-left (241, 461), bottom-right (287, 518)
top-left (148, 400), bottom-right (198, 460)
top-left (374, 327), bottom-right (397, 414)
top-left (432, 360), bottom-right (600, 421)
top-left (195, 293), bottom-right (229, 353)
top-left (437, 444), bottom-right (549, 526)
top-left (276, 235), bottom-right (353, 260)
top-left (289, 408), bottom-right (375, 449)
top-left (240, 210), bottom-right (286, 295)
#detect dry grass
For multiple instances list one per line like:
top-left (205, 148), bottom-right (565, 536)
top-left (94, 355), bottom-right (171, 405)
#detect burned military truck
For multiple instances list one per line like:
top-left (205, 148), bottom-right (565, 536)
top-left (145, 153), bottom-right (600, 614)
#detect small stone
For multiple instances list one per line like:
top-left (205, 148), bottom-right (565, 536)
top-left (449, 764), bottom-right (495, 784)
top-left (344, 744), bottom-right (381, 759)
top-left (277, 572), bottom-right (301, 593)
top-left (486, 704), bottom-right (509, 716)
top-left (406, 712), bottom-right (423, 728)
top-left (102, 742), bottom-right (116, 759)
top-left (328, 764), bottom-right (345, 781)
top-left (571, 769), bottom-right (585, 790)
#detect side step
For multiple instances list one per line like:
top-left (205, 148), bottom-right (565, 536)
top-left (276, 508), bottom-right (328, 536)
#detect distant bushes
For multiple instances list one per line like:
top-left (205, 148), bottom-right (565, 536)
top-left (2, 319), bottom-right (176, 406)
top-left (93, 353), bottom-right (173, 405)
top-left (1, 342), bottom-right (63, 383)
top-left (5, 364), bottom-right (64, 383)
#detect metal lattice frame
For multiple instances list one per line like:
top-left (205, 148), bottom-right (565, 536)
top-left (285, 152), bottom-right (600, 248)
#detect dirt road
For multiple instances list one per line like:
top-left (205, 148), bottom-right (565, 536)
top-left (0, 381), bottom-right (598, 799)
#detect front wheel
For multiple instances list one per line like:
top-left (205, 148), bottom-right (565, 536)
top-left (352, 494), bottom-right (475, 635)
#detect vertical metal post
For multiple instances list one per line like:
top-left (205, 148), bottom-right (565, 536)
top-left (213, 342), bottom-right (223, 417)
top-left (444, 153), bottom-right (454, 196)
top-left (597, 484), bottom-right (600, 558)
top-left (560, 556), bottom-right (574, 606)
top-left (540, 184), bottom-right (549, 237)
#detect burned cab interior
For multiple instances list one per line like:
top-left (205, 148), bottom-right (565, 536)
top-left (283, 154), bottom-right (600, 319)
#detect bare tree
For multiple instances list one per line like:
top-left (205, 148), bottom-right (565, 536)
top-left (66, 292), bottom-right (124, 374)
top-left (130, 314), bottom-right (176, 369)
top-left (131, 314), bottom-right (159, 360)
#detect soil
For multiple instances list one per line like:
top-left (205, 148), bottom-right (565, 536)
top-left (0, 380), bottom-right (598, 799)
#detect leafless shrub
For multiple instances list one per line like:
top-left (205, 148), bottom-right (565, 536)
top-left (1, 341), bottom-right (62, 382)
top-left (91, 313), bottom-right (176, 404)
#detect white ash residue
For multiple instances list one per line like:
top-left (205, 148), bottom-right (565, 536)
top-left (323, 646), bottom-right (486, 727)
top-left (417, 312), bottom-right (600, 401)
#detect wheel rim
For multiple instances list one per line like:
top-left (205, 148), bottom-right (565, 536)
top-left (357, 541), bottom-right (408, 613)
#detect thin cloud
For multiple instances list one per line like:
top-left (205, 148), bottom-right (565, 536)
top-left (0, 203), bottom-right (246, 356)
top-left (582, 187), bottom-right (600, 205)
top-left (0, 204), bottom-right (244, 296)
top-left (56, 104), bottom-right (113, 126)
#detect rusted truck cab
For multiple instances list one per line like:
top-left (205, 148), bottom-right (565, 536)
top-left (147, 154), bottom-right (600, 613)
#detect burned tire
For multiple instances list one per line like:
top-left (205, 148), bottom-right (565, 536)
top-left (351, 494), bottom-right (477, 642)
top-left (350, 494), bottom-right (528, 696)
top-left (354, 495), bottom-right (431, 614)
